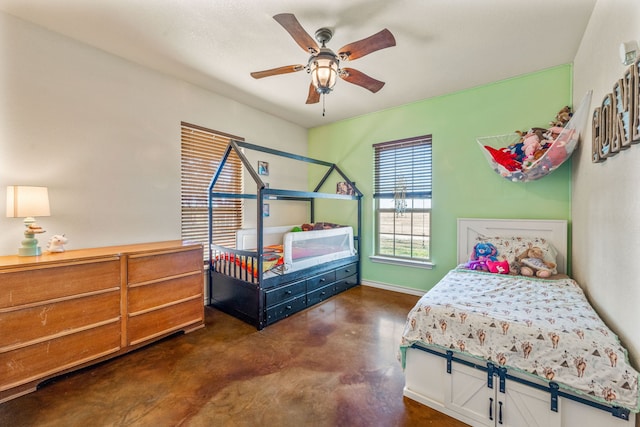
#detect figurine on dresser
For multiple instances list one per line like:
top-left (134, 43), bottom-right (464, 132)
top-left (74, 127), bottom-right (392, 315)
top-left (46, 234), bottom-right (68, 253)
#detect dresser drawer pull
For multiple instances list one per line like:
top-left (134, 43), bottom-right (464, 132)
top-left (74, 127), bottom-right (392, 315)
top-left (286, 305), bottom-right (292, 310)
top-left (319, 278), bottom-right (326, 283)
top-left (320, 291), bottom-right (326, 296)
top-left (285, 290), bottom-right (292, 295)
top-left (344, 269), bottom-right (351, 274)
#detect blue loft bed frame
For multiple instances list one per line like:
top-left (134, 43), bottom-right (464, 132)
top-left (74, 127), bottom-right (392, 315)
top-left (207, 140), bottom-right (362, 329)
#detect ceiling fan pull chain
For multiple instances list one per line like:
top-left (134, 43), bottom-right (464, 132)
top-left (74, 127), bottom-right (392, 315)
top-left (322, 94), bottom-right (326, 117)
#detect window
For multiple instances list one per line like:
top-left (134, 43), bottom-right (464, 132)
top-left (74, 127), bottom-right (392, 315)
top-left (180, 122), bottom-right (243, 260)
top-left (373, 135), bottom-right (432, 264)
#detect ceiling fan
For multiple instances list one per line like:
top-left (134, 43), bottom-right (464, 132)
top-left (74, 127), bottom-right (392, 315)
top-left (251, 13), bottom-right (396, 105)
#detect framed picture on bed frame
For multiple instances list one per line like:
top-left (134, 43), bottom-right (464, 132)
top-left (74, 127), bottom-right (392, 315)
top-left (258, 161), bottom-right (269, 176)
top-left (336, 181), bottom-right (355, 195)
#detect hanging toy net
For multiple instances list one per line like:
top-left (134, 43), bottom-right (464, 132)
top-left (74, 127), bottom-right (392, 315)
top-left (477, 91), bottom-right (592, 182)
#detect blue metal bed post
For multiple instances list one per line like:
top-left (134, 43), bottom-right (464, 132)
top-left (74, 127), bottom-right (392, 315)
top-left (313, 163), bottom-right (363, 285)
top-left (323, 164), bottom-right (364, 284)
top-left (207, 143), bottom-right (234, 304)
top-left (256, 185), bottom-right (265, 328)
top-left (357, 191), bottom-right (362, 285)
top-left (227, 140), bottom-right (268, 329)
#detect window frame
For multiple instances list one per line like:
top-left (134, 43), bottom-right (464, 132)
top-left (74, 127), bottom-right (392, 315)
top-left (371, 135), bottom-right (433, 268)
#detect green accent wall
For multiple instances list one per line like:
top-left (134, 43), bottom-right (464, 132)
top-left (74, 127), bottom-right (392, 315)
top-left (308, 65), bottom-right (573, 292)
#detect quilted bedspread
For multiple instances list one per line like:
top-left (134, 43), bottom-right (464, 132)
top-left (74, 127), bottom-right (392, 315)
top-left (400, 268), bottom-right (640, 411)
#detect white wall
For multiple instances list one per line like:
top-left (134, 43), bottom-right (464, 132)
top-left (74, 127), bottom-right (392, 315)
top-left (0, 12), bottom-right (308, 255)
top-left (572, 0), bottom-right (640, 368)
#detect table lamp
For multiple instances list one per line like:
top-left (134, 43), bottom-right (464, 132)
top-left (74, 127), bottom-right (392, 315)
top-left (6, 186), bottom-right (51, 256)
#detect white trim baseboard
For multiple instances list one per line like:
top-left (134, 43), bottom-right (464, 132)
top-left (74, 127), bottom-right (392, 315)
top-left (361, 279), bottom-right (426, 297)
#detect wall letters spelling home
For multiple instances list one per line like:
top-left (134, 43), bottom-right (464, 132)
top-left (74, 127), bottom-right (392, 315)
top-left (592, 57), bottom-right (640, 162)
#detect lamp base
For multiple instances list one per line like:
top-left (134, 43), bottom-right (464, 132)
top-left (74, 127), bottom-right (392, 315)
top-left (18, 246), bottom-right (42, 256)
top-left (18, 231), bottom-right (42, 257)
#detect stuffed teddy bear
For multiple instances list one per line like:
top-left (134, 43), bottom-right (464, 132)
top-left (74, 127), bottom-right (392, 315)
top-left (465, 242), bottom-right (498, 271)
top-left (517, 246), bottom-right (556, 278)
top-left (550, 106), bottom-right (572, 127)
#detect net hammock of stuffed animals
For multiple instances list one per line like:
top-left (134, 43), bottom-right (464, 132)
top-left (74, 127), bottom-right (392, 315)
top-left (477, 91), bottom-right (592, 182)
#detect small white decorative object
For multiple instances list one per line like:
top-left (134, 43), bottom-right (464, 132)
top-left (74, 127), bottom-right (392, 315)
top-left (47, 234), bottom-right (68, 253)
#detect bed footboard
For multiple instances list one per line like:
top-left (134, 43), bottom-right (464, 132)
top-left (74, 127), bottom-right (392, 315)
top-left (403, 345), bottom-right (635, 427)
top-left (210, 244), bottom-right (261, 284)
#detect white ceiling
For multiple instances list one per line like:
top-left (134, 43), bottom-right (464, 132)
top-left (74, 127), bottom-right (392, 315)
top-left (0, 0), bottom-right (596, 128)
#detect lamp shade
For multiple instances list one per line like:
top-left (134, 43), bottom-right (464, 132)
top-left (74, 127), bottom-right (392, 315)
top-left (310, 50), bottom-right (338, 94)
top-left (6, 186), bottom-right (51, 218)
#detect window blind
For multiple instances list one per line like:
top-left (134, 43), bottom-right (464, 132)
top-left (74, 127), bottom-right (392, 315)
top-left (373, 135), bottom-right (432, 199)
top-left (180, 122), bottom-right (243, 257)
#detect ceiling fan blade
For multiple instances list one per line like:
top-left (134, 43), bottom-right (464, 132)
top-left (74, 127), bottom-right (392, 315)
top-left (305, 84), bottom-right (321, 104)
top-left (338, 29), bottom-right (396, 61)
top-left (340, 68), bottom-right (385, 93)
top-left (250, 64), bottom-right (305, 79)
top-left (273, 13), bottom-right (319, 54)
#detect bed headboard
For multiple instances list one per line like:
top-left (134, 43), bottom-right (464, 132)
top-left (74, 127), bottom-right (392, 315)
top-left (457, 218), bottom-right (568, 274)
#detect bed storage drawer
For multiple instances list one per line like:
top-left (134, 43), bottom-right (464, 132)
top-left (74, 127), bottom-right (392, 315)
top-left (306, 283), bottom-right (335, 306)
top-left (266, 295), bottom-right (307, 324)
top-left (265, 279), bottom-right (306, 307)
top-left (306, 271), bottom-right (336, 291)
top-left (335, 263), bottom-right (358, 281)
top-left (335, 273), bottom-right (358, 294)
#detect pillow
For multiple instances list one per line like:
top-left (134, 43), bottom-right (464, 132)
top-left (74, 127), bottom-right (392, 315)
top-left (474, 235), bottom-right (558, 275)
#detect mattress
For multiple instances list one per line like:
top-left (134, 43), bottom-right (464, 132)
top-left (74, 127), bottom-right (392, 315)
top-left (400, 267), bottom-right (640, 412)
top-left (213, 226), bottom-right (356, 282)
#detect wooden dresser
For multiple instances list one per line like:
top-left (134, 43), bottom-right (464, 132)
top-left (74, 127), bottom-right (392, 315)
top-left (0, 241), bottom-right (204, 402)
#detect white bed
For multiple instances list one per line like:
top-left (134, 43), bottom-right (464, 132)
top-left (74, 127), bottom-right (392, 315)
top-left (402, 218), bottom-right (638, 427)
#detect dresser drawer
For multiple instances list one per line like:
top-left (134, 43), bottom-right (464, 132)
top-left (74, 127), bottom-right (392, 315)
top-left (266, 295), bottom-right (306, 325)
top-left (0, 258), bottom-right (121, 309)
top-left (306, 270), bottom-right (336, 291)
top-left (128, 272), bottom-right (203, 315)
top-left (0, 322), bottom-right (121, 392)
top-left (335, 263), bottom-right (358, 281)
top-left (335, 274), bottom-right (358, 294)
top-left (265, 279), bottom-right (306, 307)
top-left (127, 298), bottom-right (203, 346)
top-left (128, 247), bottom-right (202, 285)
top-left (306, 284), bottom-right (335, 307)
top-left (0, 291), bottom-right (120, 351)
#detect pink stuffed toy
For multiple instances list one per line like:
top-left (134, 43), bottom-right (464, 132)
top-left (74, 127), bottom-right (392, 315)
top-left (522, 131), bottom-right (542, 161)
top-left (487, 260), bottom-right (510, 274)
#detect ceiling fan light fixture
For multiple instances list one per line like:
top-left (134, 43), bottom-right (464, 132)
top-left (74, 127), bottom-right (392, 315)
top-left (251, 14), bottom-right (396, 105)
top-left (309, 50), bottom-right (339, 94)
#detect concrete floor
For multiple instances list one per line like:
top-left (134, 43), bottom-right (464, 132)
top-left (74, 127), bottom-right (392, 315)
top-left (0, 286), bottom-right (467, 427)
